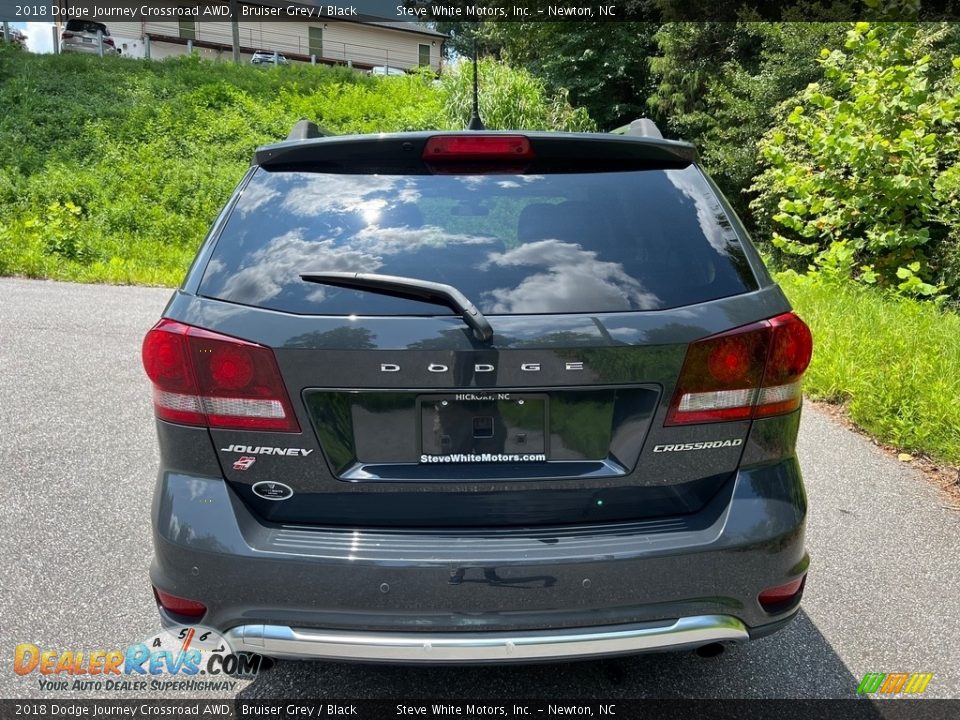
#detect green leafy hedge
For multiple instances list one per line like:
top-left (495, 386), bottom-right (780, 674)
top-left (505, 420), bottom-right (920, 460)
top-left (751, 23), bottom-right (960, 299)
top-left (0, 49), bottom-right (591, 286)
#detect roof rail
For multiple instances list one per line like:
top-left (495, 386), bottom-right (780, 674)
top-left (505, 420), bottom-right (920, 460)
top-left (610, 118), bottom-right (663, 140)
top-left (287, 119), bottom-right (329, 141)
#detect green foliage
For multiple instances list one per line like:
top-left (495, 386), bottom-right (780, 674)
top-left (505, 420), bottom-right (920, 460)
top-left (751, 23), bottom-right (960, 298)
top-left (481, 22), bottom-right (658, 130)
top-left (435, 20), bottom-right (657, 130)
top-left (440, 57), bottom-right (594, 131)
top-left (0, 48), bottom-right (586, 286)
top-left (779, 271), bottom-right (960, 465)
top-left (647, 21), bottom-right (847, 220)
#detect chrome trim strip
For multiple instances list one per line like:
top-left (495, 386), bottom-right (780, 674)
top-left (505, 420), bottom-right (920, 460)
top-left (224, 615), bottom-right (749, 663)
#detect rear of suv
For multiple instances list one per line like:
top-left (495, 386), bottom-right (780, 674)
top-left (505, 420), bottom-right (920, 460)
top-left (143, 121), bottom-right (812, 663)
top-left (60, 20), bottom-right (117, 56)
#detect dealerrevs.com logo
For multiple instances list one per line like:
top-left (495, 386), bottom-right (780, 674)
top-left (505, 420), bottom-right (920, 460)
top-left (14, 627), bottom-right (262, 692)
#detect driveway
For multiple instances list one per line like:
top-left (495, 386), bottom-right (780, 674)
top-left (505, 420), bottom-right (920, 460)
top-left (1, 278), bottom-right (957, 699)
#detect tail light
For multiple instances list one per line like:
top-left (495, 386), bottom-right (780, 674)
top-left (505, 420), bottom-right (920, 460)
top-left (153, 587), bottom-right (207, 619)
top-left (423, 135), bottom-right (534, 162)
top-left (104, 38), bottom-right (115, 47)
top-left (61, 32), bottom-right (74, 39)
top-left (423, 135), bottom-right (534, 173)
top-left (142, 319), bottom-right (300, 432)
top-left (665, 312), bottom-right (812, 426)
top-left (758, 575), bottom-right (806, 612)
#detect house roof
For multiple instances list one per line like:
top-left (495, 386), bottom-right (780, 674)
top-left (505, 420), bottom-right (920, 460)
top-left (360, 21), bottom-right (448, 39)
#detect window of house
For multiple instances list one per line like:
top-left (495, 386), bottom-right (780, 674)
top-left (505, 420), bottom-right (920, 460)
top-left (178, 20), bottom-right (196, 41)
top-left (418, 43), bottom-right (431, 67)
top-left (309, 27), bottom-right (323, 58)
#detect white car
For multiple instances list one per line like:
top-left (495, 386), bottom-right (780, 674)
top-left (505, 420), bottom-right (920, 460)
top-left (60, 20), bottom-right (117, 56)
top-left (370, 65), bottom-right (406, 77)
top-left (251, 50), bottom-right (290, 66)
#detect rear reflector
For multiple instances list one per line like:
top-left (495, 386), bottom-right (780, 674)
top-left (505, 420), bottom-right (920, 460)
top-left (153, 587), bottom-right (207, 619)
top-left (423, 135), bottom-right (534, 163)
top-left (142, 320), bottom-right (300, 432)
top-left (758, 575), bottom-right (806, 612)
top-left (665, 312), bottom-right (812, 425)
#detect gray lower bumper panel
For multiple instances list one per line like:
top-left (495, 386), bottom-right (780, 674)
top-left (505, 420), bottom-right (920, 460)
top-left (224, 614), bottom-right (749, 663)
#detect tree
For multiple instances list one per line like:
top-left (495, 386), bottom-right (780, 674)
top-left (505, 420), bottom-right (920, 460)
top-left (434, 20), bottom-right (659, 130)
top-left (648, 22), bottom-right (847, 221)
top-left (433, 19), bottom-right (489, 60)
top-left (750, 23), bottom-right (960, 297)
top-left (487, 22), bottom-right (660, 129)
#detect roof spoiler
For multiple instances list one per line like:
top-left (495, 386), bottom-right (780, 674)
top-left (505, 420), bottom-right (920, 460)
top-left (254, 131), bottom-right (697, 169)
top-left (287, 119), bottom-right (330, 141)
top-left (610, 118), bottom-right (664, 139)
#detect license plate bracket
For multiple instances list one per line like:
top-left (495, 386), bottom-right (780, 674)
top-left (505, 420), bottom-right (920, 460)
top-left (419, 393), bottom-right (547, 459)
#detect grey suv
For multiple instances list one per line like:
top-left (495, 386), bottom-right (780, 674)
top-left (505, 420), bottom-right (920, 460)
top-left (142, 120), bottom-right (812, 663)
top-left (60, 20), bottom-right (117, 56)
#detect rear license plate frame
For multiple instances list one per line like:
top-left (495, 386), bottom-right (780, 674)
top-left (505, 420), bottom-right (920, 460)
top-left (418, 392), bottom-right (549, 461)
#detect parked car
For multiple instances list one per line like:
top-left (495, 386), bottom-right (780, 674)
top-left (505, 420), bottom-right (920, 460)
top-left (370, 65), bottom-right (406, 76)
top-left (60, 20), bottom-right (117, 56)
top-left (251, 50), bottom-right (289, 66)
top-left (143, 118), bottom-right (812, 663)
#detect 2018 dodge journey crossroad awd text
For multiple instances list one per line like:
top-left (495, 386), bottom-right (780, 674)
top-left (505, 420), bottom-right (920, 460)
top-left (142, 118), bottom-right (812, 663)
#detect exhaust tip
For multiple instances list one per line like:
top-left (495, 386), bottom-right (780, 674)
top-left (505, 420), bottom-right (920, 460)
top-left (695, 642), bottom-right (726, 658)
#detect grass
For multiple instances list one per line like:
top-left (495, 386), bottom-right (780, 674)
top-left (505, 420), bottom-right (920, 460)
top-left (3, 47), bottom-right (957, 468)
top-left (779, 272), bottom-right (960, 466)
top-left (0, 49), bottom-right (590, 287)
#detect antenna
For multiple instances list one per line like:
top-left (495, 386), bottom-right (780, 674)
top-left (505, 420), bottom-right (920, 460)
top-left (468, 38), bottom-right (485, 130)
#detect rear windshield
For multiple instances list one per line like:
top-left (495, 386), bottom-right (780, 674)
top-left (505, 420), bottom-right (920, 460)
top-left (199, 167), bottom-right (758, 315)
top-left (65, 20), bottom-right (109, 34)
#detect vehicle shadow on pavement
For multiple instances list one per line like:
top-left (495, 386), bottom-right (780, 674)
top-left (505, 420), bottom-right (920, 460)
top-left (235, 610), bottom-right (861, 699)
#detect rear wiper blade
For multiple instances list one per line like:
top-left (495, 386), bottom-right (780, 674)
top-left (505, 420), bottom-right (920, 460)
top-left (300, 271), bottom-right (494, 342)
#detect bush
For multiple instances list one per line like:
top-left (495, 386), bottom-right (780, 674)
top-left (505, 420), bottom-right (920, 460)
top-left (0, 48), bottom-right (588, 286)
top-left (647, 22), bottom-right (847, 223)
top-left (439, 58), bottom-right (594, 132)
top-left (751, 23), bottom-right (960, 299)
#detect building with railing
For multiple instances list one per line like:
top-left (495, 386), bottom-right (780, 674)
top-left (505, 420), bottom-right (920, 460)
top-left (55, 2), bottom-right (447, 72)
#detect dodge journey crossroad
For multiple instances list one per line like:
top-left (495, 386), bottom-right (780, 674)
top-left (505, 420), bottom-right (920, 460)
top-left (142, 120), bottom-right (812, 663)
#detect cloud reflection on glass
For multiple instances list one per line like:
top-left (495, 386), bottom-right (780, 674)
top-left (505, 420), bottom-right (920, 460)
top-left (481, 240), bottom-right (659, 313)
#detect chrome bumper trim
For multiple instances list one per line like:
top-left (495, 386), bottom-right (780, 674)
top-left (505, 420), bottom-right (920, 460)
top-left (224, 615), bottom-right (749, 663)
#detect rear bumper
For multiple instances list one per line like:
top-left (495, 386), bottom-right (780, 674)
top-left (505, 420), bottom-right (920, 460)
top-left (222, 615), bottom-right (750, 663)
top-left (151, 430), bottom-right (808, 661)
top-left (61, 41), bottom-right (116, 55)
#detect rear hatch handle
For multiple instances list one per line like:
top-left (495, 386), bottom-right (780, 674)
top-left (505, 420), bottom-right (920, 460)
top-left (300, 271), bottom-right (494, 342)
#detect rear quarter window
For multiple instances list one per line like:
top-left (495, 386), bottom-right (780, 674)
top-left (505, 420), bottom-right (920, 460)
top-left (199, 167), bottom-right (758, 315)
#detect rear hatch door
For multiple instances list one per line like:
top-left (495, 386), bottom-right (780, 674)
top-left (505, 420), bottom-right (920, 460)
top-left (182, 133), bottom-right (785, 527)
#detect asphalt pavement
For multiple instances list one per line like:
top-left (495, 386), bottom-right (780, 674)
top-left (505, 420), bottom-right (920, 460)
top-left (1, 277), bottom-right (958, 699)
